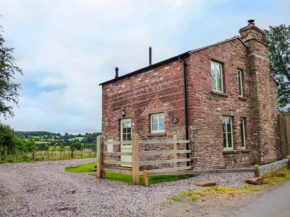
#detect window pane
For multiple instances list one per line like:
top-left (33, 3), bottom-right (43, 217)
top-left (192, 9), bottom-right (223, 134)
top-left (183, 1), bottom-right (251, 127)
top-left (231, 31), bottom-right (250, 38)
top-left (123, 133), bottom-right (126, 141)
top-left (222, 117), bottom-right (227, 132)
top-left (127, 133), bottom-right (131, 141)
top-left (223, 133), bottom-right (227, 148)
top-left (228, 133), bottom-right (232, 147)
top-left (123, 127), bottom-right (127, 133)
top-left (227, 118), bottom-right (231, 133)
top-left (152, 123), bottom-right (158, 131)
top-left (127, 127), bottom-right (131, 133)
top-left (211, 62), bottom-right (215, 74)
top-left (127, 121), bottom-right (131, 128)
top-left (159, 114), bottom-right (164, 123)
top-left (159, 114), bottom-right (164, 130)
top-left (241, 118), bottom-right (245, 147)
top-left (237, 71), bottom-right (241, 95)
top-left (152, 115), bottom-right (158, 124)
top-left (212, 75), bottom-right (217, 90)
top-left (217, 75), bottom-right (222, 91)
top-left (216, 64), bottom-right (222, 91)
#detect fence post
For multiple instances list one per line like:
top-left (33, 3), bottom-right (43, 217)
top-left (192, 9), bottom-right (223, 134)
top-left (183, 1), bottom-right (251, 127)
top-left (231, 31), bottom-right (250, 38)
top-left (97, 136), bottom-right (104, 178)
top-left (32, 146), bottom-right (35, 160)
top-left (143, 170), bottom-right (149, 187)
top-left (132, 133), bottom-right (140, 185)
top-left (102, 136), bottom-right (106, 179)
top-left (173, 135), bottom-right (179, 167)
top-left (254, 165), bottom-right (260, 177)
top-left (4, 146), bottom-right (7, 161)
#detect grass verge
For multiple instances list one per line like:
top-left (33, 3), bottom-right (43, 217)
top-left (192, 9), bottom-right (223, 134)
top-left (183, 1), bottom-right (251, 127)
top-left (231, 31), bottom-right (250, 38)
top-left (65, 162), bottom-right (190, 185)
top-left (262, 166), bottom-right (290, 187)
top-left (168, 166), bottom-right (290, 203)
top-left (168, 185), bottom-right (263, 202)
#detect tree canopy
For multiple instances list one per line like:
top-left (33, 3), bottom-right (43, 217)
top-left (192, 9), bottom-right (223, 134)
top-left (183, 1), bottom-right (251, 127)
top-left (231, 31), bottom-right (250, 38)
top-left (0, 25), bottom-right (22, 118)
top-left (0, 124), bottom-right (15, 149)
top-left (264, 24), bottom-right (290, 112)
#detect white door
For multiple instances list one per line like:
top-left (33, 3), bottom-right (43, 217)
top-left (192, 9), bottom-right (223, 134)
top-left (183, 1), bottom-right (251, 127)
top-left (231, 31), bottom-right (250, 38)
top-left (120, 119), bottom-right (132, 167)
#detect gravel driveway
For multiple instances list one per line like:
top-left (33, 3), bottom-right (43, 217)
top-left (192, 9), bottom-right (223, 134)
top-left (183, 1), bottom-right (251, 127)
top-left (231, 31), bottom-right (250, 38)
top-left (0, 159), bottom-right (253, 217)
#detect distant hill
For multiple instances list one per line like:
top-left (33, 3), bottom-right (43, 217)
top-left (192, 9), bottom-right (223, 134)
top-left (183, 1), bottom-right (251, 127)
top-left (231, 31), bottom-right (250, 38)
top-left (15, 131), bottom-right (102, 148)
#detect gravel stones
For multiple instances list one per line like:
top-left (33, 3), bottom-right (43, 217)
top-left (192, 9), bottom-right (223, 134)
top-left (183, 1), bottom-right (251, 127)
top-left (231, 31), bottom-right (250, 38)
top-left (0, 159), bottom-right (253, 216)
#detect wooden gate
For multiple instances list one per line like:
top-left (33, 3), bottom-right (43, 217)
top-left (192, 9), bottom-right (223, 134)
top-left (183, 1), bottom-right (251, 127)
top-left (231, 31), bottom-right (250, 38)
top-left (280, 113), bottom-right (290, 158)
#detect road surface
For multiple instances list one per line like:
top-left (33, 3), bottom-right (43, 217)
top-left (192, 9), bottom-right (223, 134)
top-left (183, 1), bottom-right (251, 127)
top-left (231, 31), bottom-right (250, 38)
top-left (237, 180), bottom-right (290, 217)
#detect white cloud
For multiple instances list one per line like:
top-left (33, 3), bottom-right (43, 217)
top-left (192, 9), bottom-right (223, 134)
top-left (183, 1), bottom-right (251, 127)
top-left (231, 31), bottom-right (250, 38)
top-left (1, 0), bottom-right (289, 133)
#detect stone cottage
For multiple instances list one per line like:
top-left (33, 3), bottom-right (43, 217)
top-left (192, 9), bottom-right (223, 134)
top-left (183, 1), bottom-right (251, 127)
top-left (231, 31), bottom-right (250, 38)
top-left (100, 20), bottom-right (281, 170)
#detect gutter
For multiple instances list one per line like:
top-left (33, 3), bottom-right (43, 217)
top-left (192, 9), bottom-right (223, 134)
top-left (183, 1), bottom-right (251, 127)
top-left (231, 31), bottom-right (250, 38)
top-left (178, 56), bottom-right (190, 165)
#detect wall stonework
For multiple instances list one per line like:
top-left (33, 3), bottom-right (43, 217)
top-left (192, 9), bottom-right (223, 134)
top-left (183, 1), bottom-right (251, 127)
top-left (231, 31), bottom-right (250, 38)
top-left (101, 22), bottom-right (281, 170)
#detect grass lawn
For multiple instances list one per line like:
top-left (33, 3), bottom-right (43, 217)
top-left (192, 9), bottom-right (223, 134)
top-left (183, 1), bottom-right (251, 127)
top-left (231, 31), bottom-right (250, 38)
top-left (65, 162), bottom-right (190, 185)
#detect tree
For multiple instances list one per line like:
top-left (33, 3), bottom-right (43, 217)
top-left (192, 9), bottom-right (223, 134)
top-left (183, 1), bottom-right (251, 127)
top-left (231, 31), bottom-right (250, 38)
top-left (0, 25), bottom-right (22, 118)
top-left (0, 124), bottom-right (14, 161)
top-left (0, 124), bottom-right (15, 148)
top-left (264, 25), bottom-right (290, 112)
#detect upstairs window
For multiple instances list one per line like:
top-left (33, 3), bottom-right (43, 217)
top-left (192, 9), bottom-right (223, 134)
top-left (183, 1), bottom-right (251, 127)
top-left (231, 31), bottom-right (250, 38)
top-left (240, 118), bottom-right (246, 149)
top-left (222, 116), bottom-right (233, 150)
top-left (151, 113), bottom-right (165, 133)
top-left (211, 61), bottom-right (223, 92)
top-left (237, 69), bottom-right (244, 97)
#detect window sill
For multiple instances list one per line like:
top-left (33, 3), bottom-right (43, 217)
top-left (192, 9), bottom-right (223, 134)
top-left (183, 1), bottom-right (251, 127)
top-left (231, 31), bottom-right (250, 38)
top-left (211, 91), bottom-right (228, 97)
top-left (148, 133), bottom-right (166, 137)
top-left (239, 96), bottom-right (247, 101)
top-left (241, 149), bottom-right (250, 153)
top-left (223, 150), bottom-right (239, 154)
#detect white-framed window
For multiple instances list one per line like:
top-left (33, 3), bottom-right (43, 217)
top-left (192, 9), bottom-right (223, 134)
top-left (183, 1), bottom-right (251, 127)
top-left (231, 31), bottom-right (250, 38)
top-left (211, 61), bottom-right (223, 92)
top-left (237, 69), bottom-right (244, 97)
top-left (222, 116), bottom-right (234, 150)
top-left (151, 113), bottom-right (165, 133)
top-left (240, 118), bottom-right (246, 149)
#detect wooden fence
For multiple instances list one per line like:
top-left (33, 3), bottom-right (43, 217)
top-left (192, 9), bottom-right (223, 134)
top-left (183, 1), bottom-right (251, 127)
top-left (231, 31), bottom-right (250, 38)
top-left (280, 113), bottom-right (290, 158)
top-left (97, 133), bottom-right (192, 185)
top-left (96, 133), bottom-right (259, 186)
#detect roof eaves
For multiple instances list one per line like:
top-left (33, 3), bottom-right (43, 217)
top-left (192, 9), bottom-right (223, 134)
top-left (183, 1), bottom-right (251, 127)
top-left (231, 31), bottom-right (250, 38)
top-left (190, 36), bottom-right (247, 53)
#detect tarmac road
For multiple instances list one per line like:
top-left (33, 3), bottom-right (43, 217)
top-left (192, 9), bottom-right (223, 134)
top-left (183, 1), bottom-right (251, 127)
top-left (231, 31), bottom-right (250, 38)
top-left (237, 180), bottom-right (290, 217)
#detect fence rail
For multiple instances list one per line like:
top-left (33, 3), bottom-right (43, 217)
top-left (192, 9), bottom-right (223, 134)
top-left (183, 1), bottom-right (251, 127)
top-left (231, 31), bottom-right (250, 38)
top-left (97, 133), bottom-right (191, 184)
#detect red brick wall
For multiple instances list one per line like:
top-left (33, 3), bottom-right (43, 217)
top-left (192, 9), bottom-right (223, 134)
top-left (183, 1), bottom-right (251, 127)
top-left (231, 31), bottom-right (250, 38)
top-left (101, 25), bottom-right (281, 169)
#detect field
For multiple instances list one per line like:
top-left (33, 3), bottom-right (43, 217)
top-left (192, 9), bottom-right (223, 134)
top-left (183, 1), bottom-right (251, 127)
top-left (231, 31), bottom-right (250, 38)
top-left (0, 148), bottom-right (96, 163)
top-left (68, 137), bottom-right (84, 141)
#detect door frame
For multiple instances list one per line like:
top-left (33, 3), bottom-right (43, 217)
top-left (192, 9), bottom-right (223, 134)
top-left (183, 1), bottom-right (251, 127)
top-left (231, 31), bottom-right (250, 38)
top-left (120, 118), bottom-right (132, 167)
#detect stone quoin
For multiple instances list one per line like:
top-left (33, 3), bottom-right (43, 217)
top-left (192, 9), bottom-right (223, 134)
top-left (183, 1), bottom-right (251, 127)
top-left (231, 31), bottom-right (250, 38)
top-left (100, 20), bottom-right (281, 170)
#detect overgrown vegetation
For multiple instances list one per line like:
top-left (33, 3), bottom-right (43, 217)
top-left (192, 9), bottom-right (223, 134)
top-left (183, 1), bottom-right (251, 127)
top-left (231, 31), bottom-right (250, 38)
top-left (263, 166), bottom-right (290, 186)
top-left (65, 162), bottom-right (190, 185)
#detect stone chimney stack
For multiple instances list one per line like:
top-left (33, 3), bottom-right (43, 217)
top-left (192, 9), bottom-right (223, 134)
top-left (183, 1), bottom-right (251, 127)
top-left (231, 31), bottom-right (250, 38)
top-left (240, 20), bottom-right (281, 165)
top-left (239, 19), bottom-right (265, 43)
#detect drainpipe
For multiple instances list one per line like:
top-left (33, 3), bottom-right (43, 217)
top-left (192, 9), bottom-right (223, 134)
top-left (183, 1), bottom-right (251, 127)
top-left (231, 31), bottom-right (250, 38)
top-left (179, 56), bottom-right (190, 165)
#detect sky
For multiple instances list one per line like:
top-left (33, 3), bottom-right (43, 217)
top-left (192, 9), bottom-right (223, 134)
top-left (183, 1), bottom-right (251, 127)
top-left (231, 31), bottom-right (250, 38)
top-left (0, 0), bottom-right (289, 134)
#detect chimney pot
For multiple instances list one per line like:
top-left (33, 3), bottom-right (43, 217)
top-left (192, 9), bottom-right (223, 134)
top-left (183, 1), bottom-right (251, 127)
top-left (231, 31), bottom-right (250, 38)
top-left (248, 19), bottom-right (255, 25)
top-left (115, 67), bottom-right (119, 78)
top-left (149, 46), bottom-right (152, 66)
